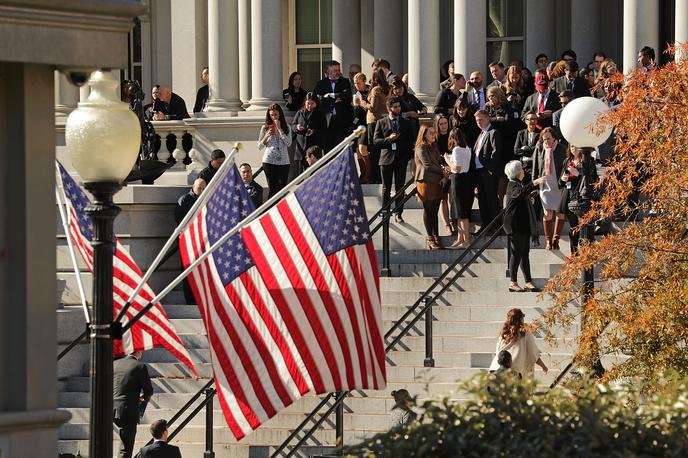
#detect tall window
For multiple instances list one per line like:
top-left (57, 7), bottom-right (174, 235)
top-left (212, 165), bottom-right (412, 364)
top-left (294, 0), bottom-right (332, 90)
top-left (128, 17), bottom-right (143, 84)
top-left (486, 0), bottom-right (525, 66)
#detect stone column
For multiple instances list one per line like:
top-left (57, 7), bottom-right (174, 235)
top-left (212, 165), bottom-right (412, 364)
top-left (525, 0), bottom-right (556, 71)
top-left (373, 0), bottom-right (403, 74)
top-left (360, 0), bottom-right (375, 70)
top-left (205, 0), bottom-right (241, 113)
top-left (238, 0), bottom-right (252, 107)
top-left (247, 0), bottom-right (283, 111)
top-left (454, 0), bottom-right (486, 75)
top-left (54, 71), bottom-right (78, 118)
top-left (571, 0), bottom-right (600, 65)
top-left (170, 0), bottom-right (207, 109)
top-left (408, 0), bottom-right (439, 104)
top-left (676, 0), bottom-right (688, 61)
top-left (332, 0), bottom-right (362, 71)
top-left (623, 0), bottom-right (659, 74)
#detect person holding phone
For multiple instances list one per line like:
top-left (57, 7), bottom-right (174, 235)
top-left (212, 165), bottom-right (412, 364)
top-left (258, 103), bottom-right (292, 197)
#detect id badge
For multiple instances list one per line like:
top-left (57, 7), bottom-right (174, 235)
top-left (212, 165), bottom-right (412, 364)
top-left (391, 143), bottom-right (397, 151)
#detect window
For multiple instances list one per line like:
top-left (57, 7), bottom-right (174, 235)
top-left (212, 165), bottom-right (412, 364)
top-left (486, 0), bottom-right (525, 66)
top-left (292, 0), bottom-right (332, 90)
top-left (128, 17), bottom-right (143, 84)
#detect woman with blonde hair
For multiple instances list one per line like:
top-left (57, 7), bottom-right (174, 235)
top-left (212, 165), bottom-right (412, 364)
top-left (414, 124), bottom-right (450, 250)
top-left (489, 308), bottom-right (548, 377)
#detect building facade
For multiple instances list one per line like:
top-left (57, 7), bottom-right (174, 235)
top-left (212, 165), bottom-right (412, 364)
top-left (52, 0), bottom-right (688, 117)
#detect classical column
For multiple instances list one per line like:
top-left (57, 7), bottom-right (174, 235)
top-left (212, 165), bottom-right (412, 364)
top-left (525, 0), bottom-right (556, 71)
top-left (676, 0), bottom-right (688, 61)
top-left (373, 0), bottom-right (403, 74)
top-left (360, 0), bottom-right (375, 70)
top-left (623, 0), bottom-right (659, 74)
top-left (205, 0), bottom-right (241, 113)
top-left (54, 70), bottom-right (79, 118)
top-left (238, 0), bottom-right (252, 107)
top-left (247, 0), bottom-right (283, 111)
top-left (170, 0), bottom-right (207, 108)
top-left (333, 0), bottom-right (362, 71)
top-left (408, 0), bottom-right (439, 104)
top-left (454, 0), bottom-right (486, 75)
top-left (571, 0), bottom-right (600, 65)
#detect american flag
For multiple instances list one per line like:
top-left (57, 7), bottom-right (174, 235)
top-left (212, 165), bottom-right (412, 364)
top-left (179, 149), bottom-right (385, 439)
top-left (57, 161), bottom-right (196, 375)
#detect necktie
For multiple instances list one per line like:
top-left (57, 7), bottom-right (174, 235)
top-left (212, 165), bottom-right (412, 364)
top-left (392, 118), bottom-right (398, 132)
top-left (567, 79), bottom-right (573, 90)
top-left (537, 95), bottom-right (545, 129)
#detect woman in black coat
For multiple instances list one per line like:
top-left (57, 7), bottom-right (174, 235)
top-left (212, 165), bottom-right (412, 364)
top-left (291, 92), bottom-right (326, 174)
top-left (503, 160), bottom-right (546, 292)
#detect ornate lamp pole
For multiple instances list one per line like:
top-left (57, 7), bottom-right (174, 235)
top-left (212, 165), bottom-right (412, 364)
top-left (560, 96), bottom-right (613, 378)
top-left (65, 70), bottom-right (141, 458)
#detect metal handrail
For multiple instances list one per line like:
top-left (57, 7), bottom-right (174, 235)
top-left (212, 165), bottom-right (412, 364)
top-left (271, 209), bottom-right (507, 457)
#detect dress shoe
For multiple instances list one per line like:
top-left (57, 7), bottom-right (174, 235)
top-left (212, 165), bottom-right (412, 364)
top-left (394, 213), bottom-right (404, 223)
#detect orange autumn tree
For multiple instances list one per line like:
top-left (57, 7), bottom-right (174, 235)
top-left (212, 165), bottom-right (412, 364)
top-left (541, 46), bottom-right (688, 383)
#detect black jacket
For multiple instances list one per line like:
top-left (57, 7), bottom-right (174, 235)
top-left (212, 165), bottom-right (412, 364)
top-left (113, 355), bottom-right (153, 422)
top-left (514, 128), bottom-right (540, 163)
top-left (175, 191), bottom-right (198, 224)
top-left (373, 116), bottom-right (413, 166)
top-left (291, 109), bottom-right (327, 159)
top-left (167, 93), bottom-right (190, 120)
top-left (472, 126), bottom-right (502, 175)
top-left (503, 180), bottom-right (535, 235)
top-left (521, 91), bottom-right (561, 129)
top-left (193, 85), bottom-right (208, 113)
top-left (137, 440), bottom-right (182, 458)
top-left (552, 75), bottom-right (590, 98)
top-left (245, 180), bottom-right (264, 209)
top-left (312, 76), bottom-right (353, 125)
top-left (198, 162), bottom-right (219, 184)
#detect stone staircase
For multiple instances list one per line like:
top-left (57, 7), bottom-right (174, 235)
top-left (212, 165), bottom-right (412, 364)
top-left (56, 183), bottom-right (578, 457)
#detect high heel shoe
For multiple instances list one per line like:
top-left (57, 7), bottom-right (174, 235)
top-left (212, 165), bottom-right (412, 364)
top-left (432, 235), bottom-right (444, 250)
top-left (427, 236), bottom-right (440, 250)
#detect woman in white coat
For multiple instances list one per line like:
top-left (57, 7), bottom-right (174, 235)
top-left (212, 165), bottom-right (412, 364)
top-left (489, 308), bottom-right (548, 377)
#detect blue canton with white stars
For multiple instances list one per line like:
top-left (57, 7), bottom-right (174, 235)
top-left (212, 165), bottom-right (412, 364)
top-left (205, 164), bottom-right (256, 285)
top-left (294, 147), bottom-right (370, 256)
top-left (58, 162), bottom-right (94, 240)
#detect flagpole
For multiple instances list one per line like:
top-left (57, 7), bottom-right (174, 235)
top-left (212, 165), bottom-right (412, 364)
top-left (55, 163), bottom-right (91, 324)
top-left (115, 143), bottom-right (241, 323)
top-left (122, 126), bottom-right (366, 333)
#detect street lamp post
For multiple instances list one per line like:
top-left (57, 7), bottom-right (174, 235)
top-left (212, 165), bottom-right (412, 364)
top-left (559, 97), bottom-right (613, 378)
top-left (65, 70), bottom-right (141, 458)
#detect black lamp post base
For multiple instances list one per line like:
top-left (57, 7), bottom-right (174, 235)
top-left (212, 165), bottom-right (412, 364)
top-left (84, 180), bottom-right (122, 458)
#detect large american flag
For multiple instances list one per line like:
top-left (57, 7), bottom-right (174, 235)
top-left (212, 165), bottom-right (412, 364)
top-left (179, 149), bottom-right (385, 439)
top-left (57, 162), bottom-right (196, 375)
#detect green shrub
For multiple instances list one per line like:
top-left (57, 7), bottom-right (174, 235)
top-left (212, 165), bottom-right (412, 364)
top-left (344, 372), bottom-right (688, 457)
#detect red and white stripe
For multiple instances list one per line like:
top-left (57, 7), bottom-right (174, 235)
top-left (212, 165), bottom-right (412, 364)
top-left (179, 193), bottom-right (385, 440)
top-left (65, 205), bottom-right (196, 375)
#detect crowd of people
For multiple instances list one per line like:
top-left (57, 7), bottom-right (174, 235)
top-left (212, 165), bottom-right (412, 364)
top-left (152, 45), bottom-right (655, 290)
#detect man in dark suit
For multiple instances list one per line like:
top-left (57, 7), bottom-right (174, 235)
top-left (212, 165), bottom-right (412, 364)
top-left (373, 97), bottom-right (413, 223)
top-left (137, 419), bottom-right (182, 458)
top-left (313, 60), bottom-right (353, 150)
top-left (552, 61), bottom-right (589, 98)
top-left (193, 66), bottom-right (209, 113)
top-left (521, 71), bottom-right (561, 130)
top-left (472, 109), bottom-right (503, 231)
top-left (552, 90), bottom-right (574, 143)
top-left (239, 162), bottom-right (264, 209)
top-left (114, 350), bottom-right (154, 458)
top-left (153, 85), bottom-right (190, 120)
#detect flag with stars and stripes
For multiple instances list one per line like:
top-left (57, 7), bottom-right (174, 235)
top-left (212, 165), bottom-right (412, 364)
top-left (179, 148), bottom-right (385, 440)
top-left (56, 161), bottom-right (196, 375)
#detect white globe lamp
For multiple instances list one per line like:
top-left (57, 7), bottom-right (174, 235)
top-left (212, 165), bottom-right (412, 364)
top-left (559, 96), bottom-right (613, 148)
